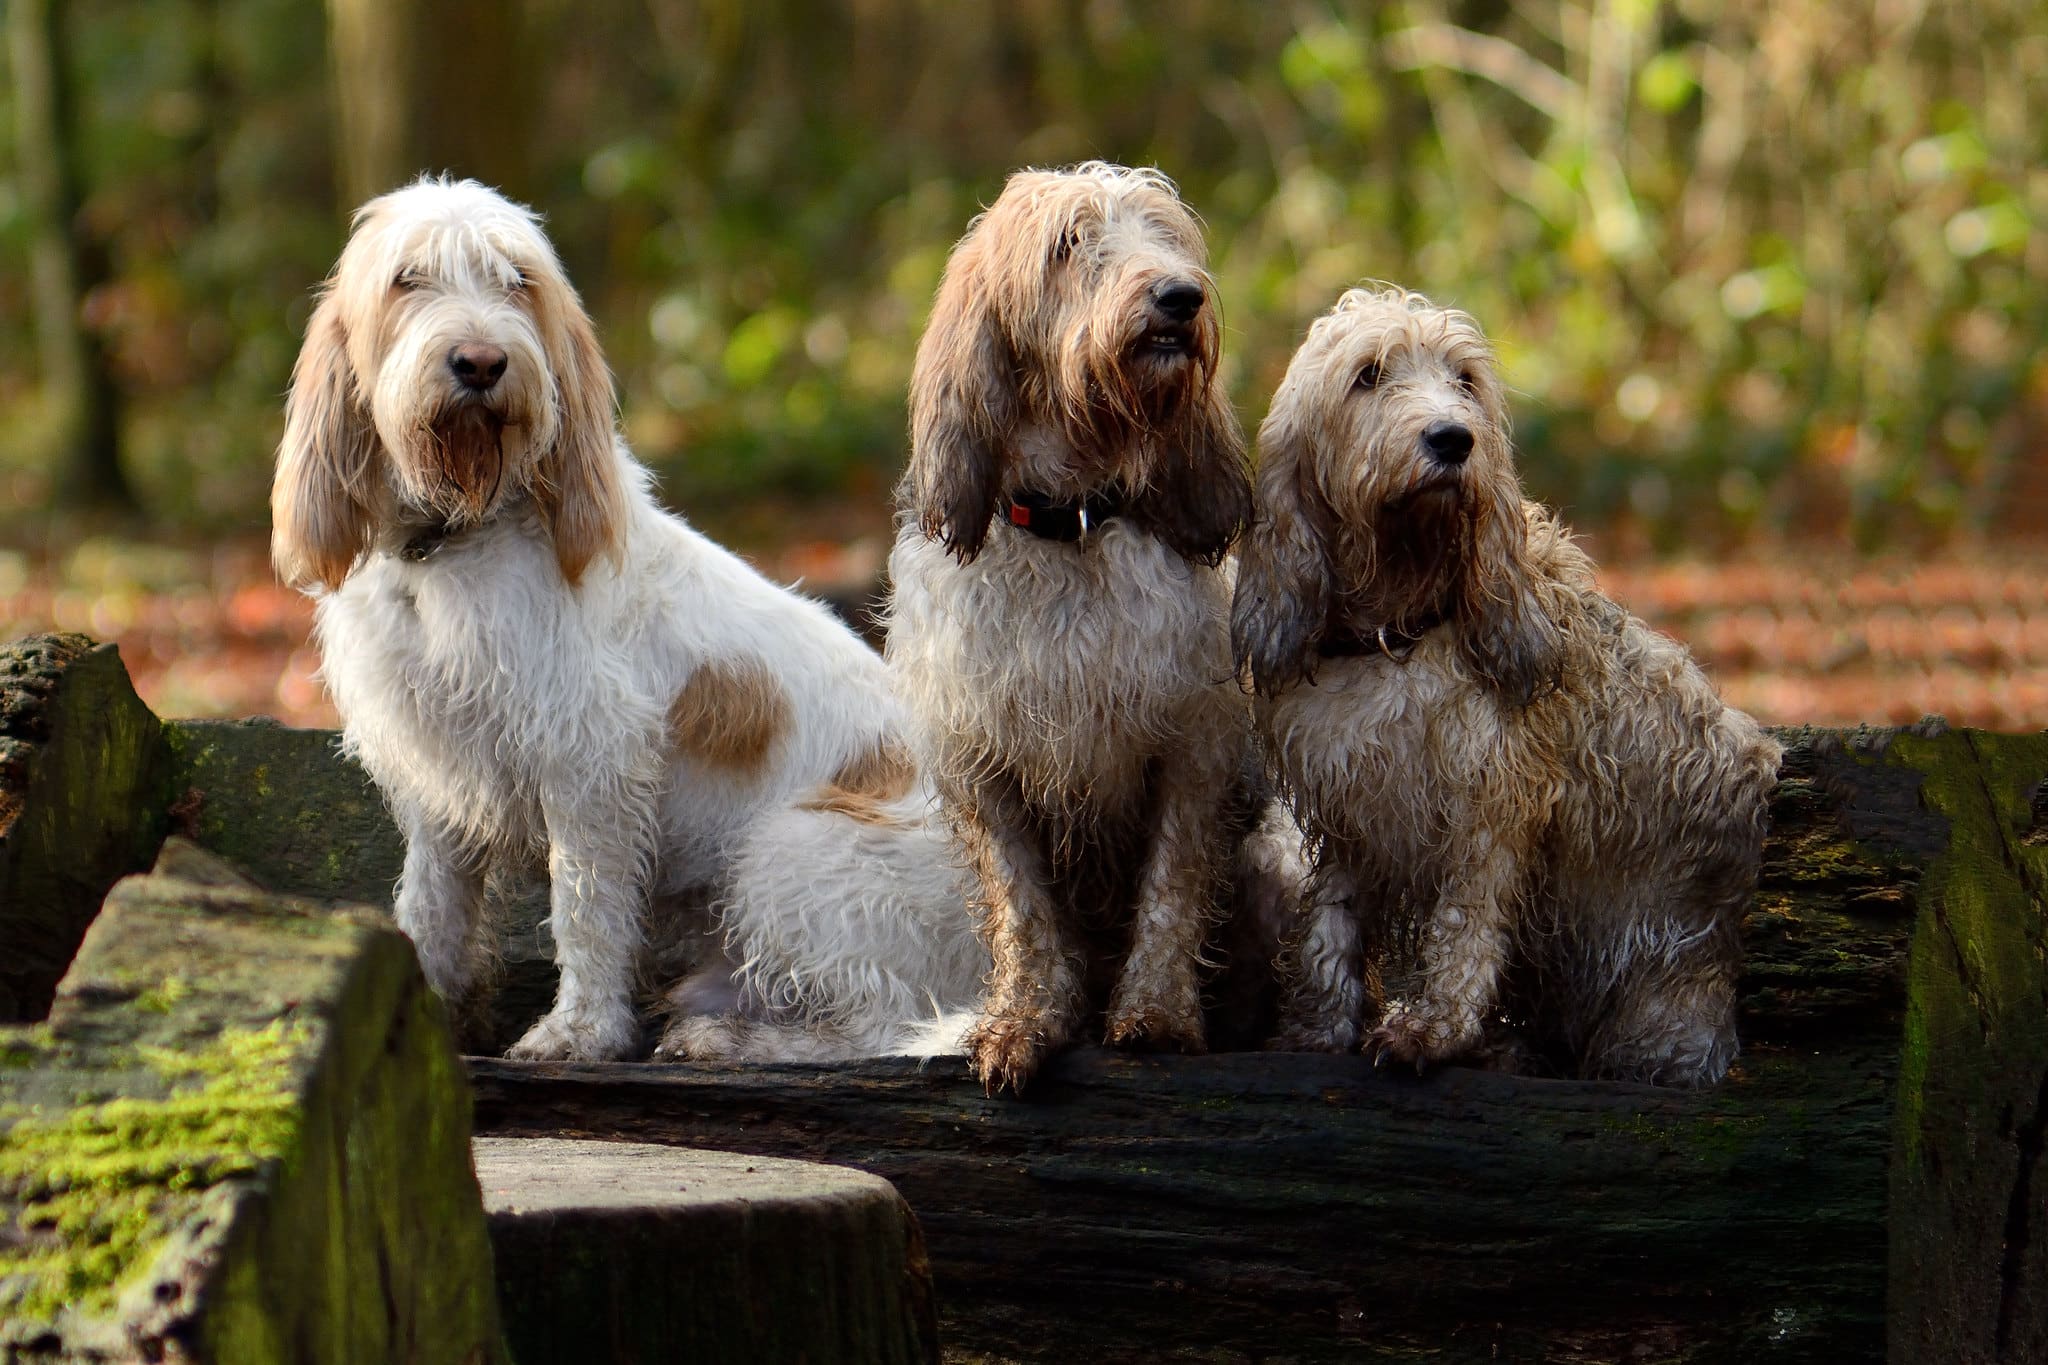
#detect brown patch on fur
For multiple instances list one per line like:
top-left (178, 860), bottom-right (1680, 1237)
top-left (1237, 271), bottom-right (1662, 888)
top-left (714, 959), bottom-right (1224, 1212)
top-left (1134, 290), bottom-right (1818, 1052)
top-left (667, 657), bottom-right (790, 773)
top-left (800, 790), bottom-right (908, 827)
top-left (799, 738), bottom-right (917, 825)
top-left (834, 738), bottom-right (917, 800)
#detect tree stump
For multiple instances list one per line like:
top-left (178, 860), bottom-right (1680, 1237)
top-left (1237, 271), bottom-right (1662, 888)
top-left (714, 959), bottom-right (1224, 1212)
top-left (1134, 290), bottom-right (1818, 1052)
top-left (475, 1137), bottom-right (938, 1365)
top-left (0, 634), bottom-right (167, 1022)
top-left (0, 842), bottom-right (507, 1363)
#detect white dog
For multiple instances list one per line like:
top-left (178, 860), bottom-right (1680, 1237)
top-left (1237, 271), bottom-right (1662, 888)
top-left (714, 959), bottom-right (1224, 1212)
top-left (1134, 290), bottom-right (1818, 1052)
top-left (272, 177), bottom-right (982, 1062)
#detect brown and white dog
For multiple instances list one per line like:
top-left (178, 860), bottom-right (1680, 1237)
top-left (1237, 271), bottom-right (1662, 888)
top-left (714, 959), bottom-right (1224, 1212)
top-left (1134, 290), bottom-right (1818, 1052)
top-left (274, 177), bottom-right (983, 1062)
top-left (1233, 287), bottom-right (1779, 1085)
top-left (885, 162), bottom-right (1267, 1094)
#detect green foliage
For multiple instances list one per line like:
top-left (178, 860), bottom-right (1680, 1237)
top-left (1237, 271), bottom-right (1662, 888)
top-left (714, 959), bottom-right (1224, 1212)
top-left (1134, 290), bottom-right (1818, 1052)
top-left (0, 0), bottom-right (2041, 547)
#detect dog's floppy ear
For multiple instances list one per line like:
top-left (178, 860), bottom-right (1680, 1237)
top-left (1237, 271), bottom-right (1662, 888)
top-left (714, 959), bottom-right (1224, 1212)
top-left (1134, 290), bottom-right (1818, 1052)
top-left (1231, 399), bottom-right (1336, 696)
top-left (535, 275), bottom-right (628, 586)
top-left (903, 233), bottom-right (1014, 563)
top-left (1456, 499), bottom-right (1566, 707)
top-left (1129, 373), bottom-right (1251, 567)
top-left (272, 293), bottom-right (378, 591)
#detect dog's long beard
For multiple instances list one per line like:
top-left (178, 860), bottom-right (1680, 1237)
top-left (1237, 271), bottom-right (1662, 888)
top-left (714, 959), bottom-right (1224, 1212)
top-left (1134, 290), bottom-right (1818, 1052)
top-left (1359, 481), bottom-right (1480, 630)
top-left (421, 404), bottom-right (508, 527)
top-left (1057, 322), bottom-right (1217, 483)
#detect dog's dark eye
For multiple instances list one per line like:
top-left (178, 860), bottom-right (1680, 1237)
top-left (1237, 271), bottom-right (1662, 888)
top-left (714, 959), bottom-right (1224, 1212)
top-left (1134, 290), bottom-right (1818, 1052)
top-left (507, 268), bottom-right (529, 292)
top-left (1456, 368), bottom-right (1480, 395)
top-left (393, 271), bottom-right (423, 292)
top-left (1356, 361), bottom-right (1382, 391)
top-left (1051, 227), bottom-right (1081, 263)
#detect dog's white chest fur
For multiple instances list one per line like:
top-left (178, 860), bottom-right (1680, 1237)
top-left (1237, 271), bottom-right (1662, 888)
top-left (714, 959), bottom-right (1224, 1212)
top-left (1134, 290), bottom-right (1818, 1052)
top-left (889, 522), bottom-right (1232, 810)
top-left (316, 516), bottom-right (647, 849)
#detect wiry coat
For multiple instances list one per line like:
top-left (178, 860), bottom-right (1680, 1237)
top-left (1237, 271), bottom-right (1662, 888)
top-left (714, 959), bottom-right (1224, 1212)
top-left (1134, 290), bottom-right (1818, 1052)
top-left (1233, 288), bottom-right (1780, 1084)
top-left (275, 178), bottom-right (982, 1063)
top-left (887, 163), bottom-right (1259, 1094)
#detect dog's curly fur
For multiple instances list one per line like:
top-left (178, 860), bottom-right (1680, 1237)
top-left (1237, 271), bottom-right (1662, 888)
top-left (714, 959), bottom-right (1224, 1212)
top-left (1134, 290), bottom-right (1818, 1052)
top-left (1233, 287), bottom-right (1780, 1085)
top-left (886, 162), bottom-right (1260, 1094)
top-left (275, 177), bottom-right (982, 1063)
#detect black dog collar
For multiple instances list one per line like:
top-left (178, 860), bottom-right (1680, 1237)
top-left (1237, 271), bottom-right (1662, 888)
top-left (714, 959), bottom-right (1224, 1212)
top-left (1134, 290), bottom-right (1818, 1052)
top-left (399, 522), bottom-right (460, 563)
top-left (1005, 485), bottom-right (1127, 543)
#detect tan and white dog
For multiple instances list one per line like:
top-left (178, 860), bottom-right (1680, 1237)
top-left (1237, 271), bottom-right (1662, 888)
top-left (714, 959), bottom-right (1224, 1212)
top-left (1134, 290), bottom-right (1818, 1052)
top-left (1233, 287), bottom-right (1779, 1085)
top-left (273, 177), bottom-right (982, 1063)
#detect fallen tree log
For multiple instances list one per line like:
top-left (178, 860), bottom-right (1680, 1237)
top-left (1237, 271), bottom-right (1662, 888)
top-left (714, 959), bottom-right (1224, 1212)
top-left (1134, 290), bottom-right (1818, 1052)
top-left (4, 634), bottom-right (2044, 1361)
top-left (464, 724), bottom-right (2048, 1364)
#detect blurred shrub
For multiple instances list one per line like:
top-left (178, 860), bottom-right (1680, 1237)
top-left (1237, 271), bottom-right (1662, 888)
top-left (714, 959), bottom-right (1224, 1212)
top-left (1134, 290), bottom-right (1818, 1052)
top-left (1, 0), bottom-right (2041, 549)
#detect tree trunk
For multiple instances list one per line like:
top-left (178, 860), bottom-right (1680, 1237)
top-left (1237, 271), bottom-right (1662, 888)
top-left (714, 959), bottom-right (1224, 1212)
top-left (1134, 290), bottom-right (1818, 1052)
top-left (6, 0), bottom-right (133, 514)
top-left (326, 0), bottom-right (535, 207)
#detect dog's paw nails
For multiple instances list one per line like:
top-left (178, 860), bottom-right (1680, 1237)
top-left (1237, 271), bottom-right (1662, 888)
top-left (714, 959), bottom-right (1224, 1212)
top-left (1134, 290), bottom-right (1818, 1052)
top-left (1364, 1013), bottom-right (1436, 1071)
top-left (1365, 1007), bottom-right (1476, 1073)
top-left (507, 1010), bottom-right (634, 1063)
top-left (967, 1018), bottom-right (1047, 1096)
top-left (1104, 1006), bottom-right (1205, 1054)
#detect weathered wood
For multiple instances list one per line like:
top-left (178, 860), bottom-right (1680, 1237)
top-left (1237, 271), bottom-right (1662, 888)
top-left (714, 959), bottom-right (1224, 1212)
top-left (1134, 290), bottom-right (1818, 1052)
top-left (0, 842), bottom-right (508, 1362)
top-left (1883, 728), bottom-right (2048, 1365)
top-left (0, 635), bottom-right (168, 1022)
top-left (476, 1137), bottom-right (939, 1365)
top-left (469, 1046), bottom-right (1890, 1364)
top-left (464, 724), bottom-right (2039, 1363)
top-left (4, 634), bottom-right (2040, 1359)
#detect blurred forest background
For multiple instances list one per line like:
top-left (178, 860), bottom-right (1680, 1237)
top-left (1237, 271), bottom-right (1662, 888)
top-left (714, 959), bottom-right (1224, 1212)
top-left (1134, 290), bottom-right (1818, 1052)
top-left (2, 0), bottom-right (2045, 726)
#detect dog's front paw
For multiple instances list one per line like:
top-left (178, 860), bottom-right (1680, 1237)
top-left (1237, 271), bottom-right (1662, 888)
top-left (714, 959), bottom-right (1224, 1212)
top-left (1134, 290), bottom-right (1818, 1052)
top-left (1365, 1001), bottom-right (1478, 1073)
top-left (651, 1013), bottom-right (739, 1064)
top-left (506, 1006), bottom-right (637, 1063)
top-left (967, 1014), bottom-right (1051, 1096)
top-left (1103, 1001), bottom-right (1205, 1054)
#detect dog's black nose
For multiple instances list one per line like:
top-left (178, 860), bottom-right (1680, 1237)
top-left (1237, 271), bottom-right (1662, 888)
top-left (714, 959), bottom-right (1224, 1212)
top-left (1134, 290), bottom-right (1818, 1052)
top-left (1422, 421), bottom-right (1474, 465)
top-left (1152, 280), bottom-right (1205, 323)
top-left (449, 343), bottom-right (509, 391)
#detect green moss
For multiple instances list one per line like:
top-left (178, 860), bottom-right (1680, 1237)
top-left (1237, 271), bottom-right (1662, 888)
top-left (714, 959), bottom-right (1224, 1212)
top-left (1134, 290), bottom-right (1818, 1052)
top-left (0, 1020), bottom-right (313, 1322)
top-left (1598, 1109), bottom-right (1770, 1164)
top-left (135, 975), bottom-right (189, 1013)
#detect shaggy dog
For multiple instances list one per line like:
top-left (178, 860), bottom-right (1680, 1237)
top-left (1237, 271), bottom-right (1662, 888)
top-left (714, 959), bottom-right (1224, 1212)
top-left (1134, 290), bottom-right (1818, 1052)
top-left (1232, 287), bottom-right (1780, 1085)
top-left (886, 162), bottom-right (1260, 1094)
top-left (273, 177), bottom-right (982, 1063)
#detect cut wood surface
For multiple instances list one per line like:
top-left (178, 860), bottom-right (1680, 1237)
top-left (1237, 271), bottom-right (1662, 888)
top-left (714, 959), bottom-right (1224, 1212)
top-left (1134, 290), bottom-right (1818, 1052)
top-left (475, 1136), bottom-right (938, 1365)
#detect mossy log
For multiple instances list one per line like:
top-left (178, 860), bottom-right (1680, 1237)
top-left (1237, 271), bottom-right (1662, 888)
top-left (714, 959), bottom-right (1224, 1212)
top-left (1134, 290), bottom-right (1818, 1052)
top-left (464, 725), bottom-right (2048, 1365)
top-left (0, 635), bottom-right (167, 1022)
top-left (475, 1136), bottom-right (938, 1365)
top-left (2, 632), bottom-right (2044, 1361)
top-left (0, 841), bottom-right (507, 1363)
